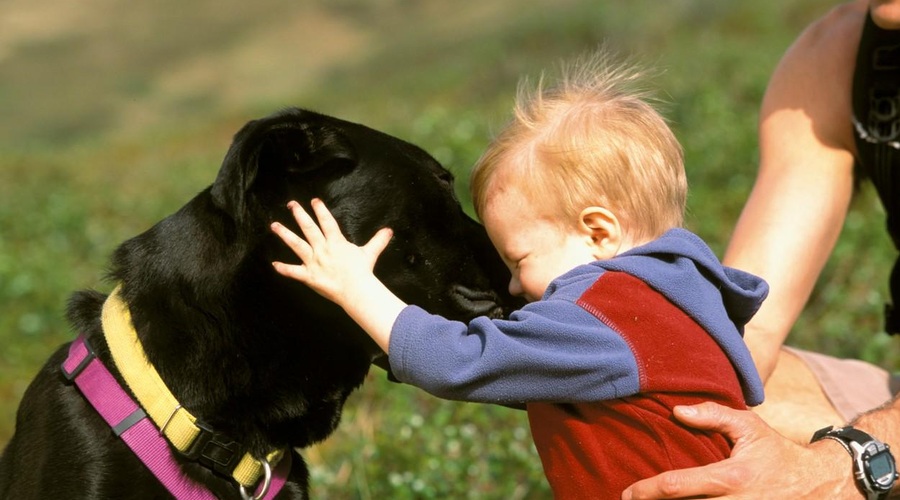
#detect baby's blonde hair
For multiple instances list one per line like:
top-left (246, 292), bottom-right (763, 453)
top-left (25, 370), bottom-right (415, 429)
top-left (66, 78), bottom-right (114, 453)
top-left (470, 50), bottom-right (686, 242)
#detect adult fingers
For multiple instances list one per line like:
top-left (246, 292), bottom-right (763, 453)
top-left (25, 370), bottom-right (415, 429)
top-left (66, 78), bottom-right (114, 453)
top-left (622, 462), bottom-right (744, 499)
top-left (670, 403), bottom-right (764, 443)
top-left (622, 404), bottom-right (766, 499)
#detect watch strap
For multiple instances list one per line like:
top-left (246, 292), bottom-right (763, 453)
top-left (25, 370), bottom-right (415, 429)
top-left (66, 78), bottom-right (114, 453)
top-left (818, 433), bottom-right (853, 456)
top-left (811, 425), bottom-right (895, 500)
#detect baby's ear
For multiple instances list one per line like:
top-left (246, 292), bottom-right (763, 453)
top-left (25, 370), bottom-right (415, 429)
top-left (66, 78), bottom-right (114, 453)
top-left (578, 207), bottom-right (622, 260)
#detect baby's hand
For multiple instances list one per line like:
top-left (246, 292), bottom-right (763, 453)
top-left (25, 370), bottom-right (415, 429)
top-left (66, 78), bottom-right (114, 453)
top-left (271, 199), bottom-right (393, 308)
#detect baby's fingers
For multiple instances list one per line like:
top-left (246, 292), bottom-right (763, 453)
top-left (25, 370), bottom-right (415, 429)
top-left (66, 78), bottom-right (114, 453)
top-left (309, 198), bottom-right (344, 240)
top-left (363, 227), bottom-right (394, 262)
top-left (287, 200), bottom-right (326, 247)
top-left (271, 260), bottom-right (311, 284)
top-left (271, 221), bottom-right (313, 262)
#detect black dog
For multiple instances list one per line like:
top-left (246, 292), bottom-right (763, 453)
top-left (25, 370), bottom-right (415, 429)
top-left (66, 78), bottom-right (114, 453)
top-left (0, 108), bottom-right (517, 499)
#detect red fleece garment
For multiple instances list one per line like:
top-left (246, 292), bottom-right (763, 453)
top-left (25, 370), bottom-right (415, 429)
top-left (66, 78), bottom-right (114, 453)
top-left (528, 271), bottom-right (747, 499)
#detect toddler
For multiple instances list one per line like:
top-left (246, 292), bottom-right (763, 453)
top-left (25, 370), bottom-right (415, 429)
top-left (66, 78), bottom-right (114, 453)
top-left (270, 51), bottom-right (767, 498)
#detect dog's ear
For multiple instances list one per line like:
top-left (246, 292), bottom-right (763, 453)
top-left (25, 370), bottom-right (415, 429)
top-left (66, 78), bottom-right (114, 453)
top-left (211, 113), bottom-right (357, 215)
top-left (257, 123), bottom-right (357, 176)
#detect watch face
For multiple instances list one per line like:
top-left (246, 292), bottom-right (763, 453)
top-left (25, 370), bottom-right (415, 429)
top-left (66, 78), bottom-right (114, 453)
top-left (866, 450), bottom-right (897, 489)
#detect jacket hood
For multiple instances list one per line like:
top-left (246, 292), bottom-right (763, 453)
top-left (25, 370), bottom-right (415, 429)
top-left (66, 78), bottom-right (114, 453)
top-left (592, 228), bottom-right (768, 405)
top-left (608, 229), bottom-right (768, 332)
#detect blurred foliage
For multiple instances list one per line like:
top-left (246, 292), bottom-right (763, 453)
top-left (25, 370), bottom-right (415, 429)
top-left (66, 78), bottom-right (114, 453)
top-left (1, 0), bottom-right (898, 497)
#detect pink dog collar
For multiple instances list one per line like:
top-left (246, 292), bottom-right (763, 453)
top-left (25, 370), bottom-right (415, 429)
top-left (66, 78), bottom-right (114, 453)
top-left (62, 335), bottom-right (291, 499)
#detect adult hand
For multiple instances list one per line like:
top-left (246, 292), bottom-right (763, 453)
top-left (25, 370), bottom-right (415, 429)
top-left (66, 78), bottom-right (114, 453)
top-left (621, 402), bottom-right (855, 499)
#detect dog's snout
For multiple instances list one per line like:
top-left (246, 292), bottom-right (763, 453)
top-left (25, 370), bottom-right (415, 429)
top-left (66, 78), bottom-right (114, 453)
top-left (450, 285), bottom-right (503, 319)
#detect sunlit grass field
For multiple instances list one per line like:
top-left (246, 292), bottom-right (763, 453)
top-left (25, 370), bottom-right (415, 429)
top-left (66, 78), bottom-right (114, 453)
top-left (2, 0), bottom-right (897, 497)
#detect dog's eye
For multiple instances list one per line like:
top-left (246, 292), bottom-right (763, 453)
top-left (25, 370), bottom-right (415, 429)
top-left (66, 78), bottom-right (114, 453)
top-left (437, 171), bottom-right (454, 189)
top-left (436, 172), bottom-right (458, 201)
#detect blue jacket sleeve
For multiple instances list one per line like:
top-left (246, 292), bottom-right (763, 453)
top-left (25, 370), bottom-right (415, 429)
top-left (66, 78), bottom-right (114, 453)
top-left (388, 299), bottom-right (641, 404)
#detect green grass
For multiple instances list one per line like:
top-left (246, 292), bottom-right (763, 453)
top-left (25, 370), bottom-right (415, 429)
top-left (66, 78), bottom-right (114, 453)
top-left (2, 0), bottom-right (898, 497)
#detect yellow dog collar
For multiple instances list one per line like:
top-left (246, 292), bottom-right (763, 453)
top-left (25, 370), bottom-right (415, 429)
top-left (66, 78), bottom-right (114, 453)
top-left (101, 285), bottom-right (284, 490)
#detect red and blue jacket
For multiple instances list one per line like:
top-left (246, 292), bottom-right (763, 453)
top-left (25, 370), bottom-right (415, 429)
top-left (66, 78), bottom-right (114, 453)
top-left (388, 228), bottom-right (767, 498)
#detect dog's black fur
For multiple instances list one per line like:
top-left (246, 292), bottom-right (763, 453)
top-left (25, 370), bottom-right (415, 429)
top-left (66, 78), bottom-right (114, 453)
top-left (0, 108), bottom-right (518, 499)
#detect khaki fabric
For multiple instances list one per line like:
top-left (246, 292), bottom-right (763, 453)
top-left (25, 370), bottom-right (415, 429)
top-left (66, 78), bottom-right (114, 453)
top-left (784, 345), bottom-right (900, 422)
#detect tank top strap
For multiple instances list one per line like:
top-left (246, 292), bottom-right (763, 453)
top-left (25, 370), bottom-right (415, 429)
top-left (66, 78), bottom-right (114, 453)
top-left (851, 10), bottom-right (900, 334)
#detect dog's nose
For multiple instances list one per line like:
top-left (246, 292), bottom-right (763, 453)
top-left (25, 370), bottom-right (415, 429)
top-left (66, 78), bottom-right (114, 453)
top-left (450, 285), bottom-right (503, 319)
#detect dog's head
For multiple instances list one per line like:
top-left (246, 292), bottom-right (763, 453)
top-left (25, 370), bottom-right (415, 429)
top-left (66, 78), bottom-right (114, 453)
top-left (100, 107), bottom-right (521, 450)
top-left (210, 107), bottom-right (519, 353)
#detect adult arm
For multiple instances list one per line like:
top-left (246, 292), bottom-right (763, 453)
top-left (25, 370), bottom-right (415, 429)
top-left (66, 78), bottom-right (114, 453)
top-left (721, 1), bottom-right (864, 382)
top-left (622, 4), bottom-right (898, 498)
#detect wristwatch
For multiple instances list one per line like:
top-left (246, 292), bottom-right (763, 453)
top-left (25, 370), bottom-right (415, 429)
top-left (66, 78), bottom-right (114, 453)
top-left (811, 425), bottom-right (898, 499)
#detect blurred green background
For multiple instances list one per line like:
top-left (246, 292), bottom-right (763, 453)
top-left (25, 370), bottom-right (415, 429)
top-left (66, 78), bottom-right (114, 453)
top-left (1, 0), bottom-right (897, 497)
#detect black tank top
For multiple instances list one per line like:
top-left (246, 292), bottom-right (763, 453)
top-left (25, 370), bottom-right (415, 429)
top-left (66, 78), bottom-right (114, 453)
top-left (852, 12), bottom-right (900, 333)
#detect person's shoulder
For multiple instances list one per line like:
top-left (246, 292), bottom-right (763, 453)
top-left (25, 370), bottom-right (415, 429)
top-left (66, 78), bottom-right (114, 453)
top-left (542, 263), bottom-right (605, 302)
top-left (761, 1), bottom-right (867, 149)
top-left (794, 0), bottom-right (866, 59)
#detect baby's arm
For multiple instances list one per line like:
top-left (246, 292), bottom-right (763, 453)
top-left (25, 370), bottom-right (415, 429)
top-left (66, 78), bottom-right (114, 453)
top-left (270, 199), bottom-right (406, 353)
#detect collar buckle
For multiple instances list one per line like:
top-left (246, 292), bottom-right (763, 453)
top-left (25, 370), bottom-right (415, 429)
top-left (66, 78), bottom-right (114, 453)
top-left (61, 337), bottom-right (96, 381)
top-left (183, 420), bottom-right (246, 478)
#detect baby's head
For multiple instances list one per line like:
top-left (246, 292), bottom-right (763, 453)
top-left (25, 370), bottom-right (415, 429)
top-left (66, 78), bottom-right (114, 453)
top-left (471, 51), bottom-right (686, 246)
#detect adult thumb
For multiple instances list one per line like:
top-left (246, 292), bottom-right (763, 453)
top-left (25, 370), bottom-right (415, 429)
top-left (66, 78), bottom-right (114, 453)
top-left (672, 402), bottom-right (762, 443)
